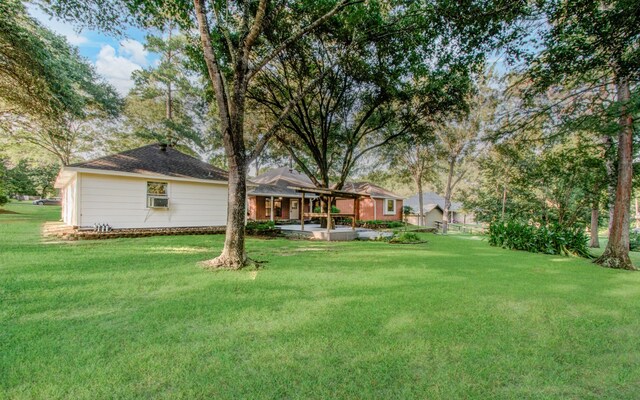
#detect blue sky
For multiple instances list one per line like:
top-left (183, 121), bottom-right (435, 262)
top-left (27, 4), bottom-right (159, 95)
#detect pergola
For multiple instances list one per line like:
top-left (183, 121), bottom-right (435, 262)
top-left (289, 186), bottom-right (363, 233)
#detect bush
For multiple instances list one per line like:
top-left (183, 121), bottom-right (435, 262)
top-left (0, 192), bottom-right (7, 207)
top-left (389, 232), bottom-right (424, 244)
top-left (245, 220), bottom-right (280, 236)
top-left (630, 230), bottom-right (640, 252)
top-left (488, 219), bottom-right (592, 258)
top-left (357, 220), bottom-right (405, 229)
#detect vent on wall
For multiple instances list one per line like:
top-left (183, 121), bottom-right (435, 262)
top-left (148, 196), bottom-right (169, 208)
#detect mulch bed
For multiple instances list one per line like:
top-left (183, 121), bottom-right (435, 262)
top-left (50, 226), bottom-right (226, 240)
top-left (46, 225), bottom-right (284, 241)
top-left (0, 209), bottom-right (19, 214)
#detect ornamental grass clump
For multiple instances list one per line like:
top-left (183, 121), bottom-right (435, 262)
top-left (488, 219), bottom-right (592, 258)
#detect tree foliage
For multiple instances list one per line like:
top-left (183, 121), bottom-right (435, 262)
top-left (503, 0), bottom-right (640, 269)
top-left (0, 0), bottom-right (121, 164)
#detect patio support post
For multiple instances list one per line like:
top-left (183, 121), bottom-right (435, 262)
top-left (270, 196), bottom-right (274, 222)
top-left (352, 197), bottom-right (356, 230)
top-left (301, 192), bottom-right (305, 231)
top-left (326, 196), bottom-right (331, 241)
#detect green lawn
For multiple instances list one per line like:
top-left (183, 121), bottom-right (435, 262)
top-left (2, 202), bottom-right (640, 399)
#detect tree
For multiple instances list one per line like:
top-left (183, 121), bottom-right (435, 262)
top-left (512, 0), bottom-right (640, 269)
top-left (124, 29), bottom-right (209, 148)
top-left (381, 123), bottom-right (439, 226)
top-left (250, 7), bottom-right (522, 230)
top-left (468, 134), bottom-right (607, 235)
top-left (437, 74), bottom-right (497, 233)
top-left (248, 20), bottom-right (468, 192)
top-left (0, 0), bottom-right (121, 164)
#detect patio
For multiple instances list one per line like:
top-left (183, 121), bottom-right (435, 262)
top-left (279, 223), bottom-right (393, 241)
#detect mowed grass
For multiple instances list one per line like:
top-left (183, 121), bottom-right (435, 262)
top-left (2, 203), bottom-right (640, 399)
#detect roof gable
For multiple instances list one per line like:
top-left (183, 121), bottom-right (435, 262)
top-left (252, 167), bottom-right (314, 187)
top-left (340, 181), bottom-right (403, 199)
top-left (405, 192), bottom-right (463, 211)
top-left (67, 144), bottom-right (228, 182)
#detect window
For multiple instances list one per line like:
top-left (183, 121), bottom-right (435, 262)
top-left (147, 181), bottom-right (169, 208)
top-left (264, 198), bottom-right (282, 218)
top-left (384, 198), bottom-right (396, 215)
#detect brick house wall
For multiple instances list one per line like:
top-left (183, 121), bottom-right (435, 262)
top-left (336, 197), bottom-right (403, 221)
top-left (249, 196), bottom-right (310, 220)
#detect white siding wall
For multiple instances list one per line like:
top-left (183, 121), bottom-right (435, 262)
top-left (77, 173), bottom-right (228, 228)
top-left (406, 209), bottom-right (443, 227)
top-left (61, 177), bottom-right (77, 226)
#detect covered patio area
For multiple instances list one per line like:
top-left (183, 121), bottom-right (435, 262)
top-left (287, 186), bottom-right (366, 241)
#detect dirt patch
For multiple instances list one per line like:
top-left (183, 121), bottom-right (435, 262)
top-left (0, 209), bottom-right (19, 214)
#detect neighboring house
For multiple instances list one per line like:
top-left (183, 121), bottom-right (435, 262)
top-left (336, 182), bottom-right (404, 221)
top-left (404, 192), bottom-right (475, 226)
top-left (54, 144), bottom-right (229, 229)
top-left (247, 167), bottom-right (316, 221)
top-left (247, 168), bottom-right (404, 222)
top-left (405, 203), bottom-right (444, 227)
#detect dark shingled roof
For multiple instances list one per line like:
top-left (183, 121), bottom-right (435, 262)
top-left (248, 184), bottom-right (303, 197)
top-left (340, 182), bottom-right (404, 200)
top-left (405, 192), bottom-right (463, 212)
top-left (68, 144), bottom-right (228, 182)
top-left (251, 167), bottom-right (314, 187)
top-left (248, 167), bottom-right (315, 197)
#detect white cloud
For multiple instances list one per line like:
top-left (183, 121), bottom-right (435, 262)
top-left (95, 45), bottom-right (144, 95)
top-left (120, 39), bottom-right (149, 66)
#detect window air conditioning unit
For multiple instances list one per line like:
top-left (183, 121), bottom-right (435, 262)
top-left (148, 196), bottom-right (169, 208)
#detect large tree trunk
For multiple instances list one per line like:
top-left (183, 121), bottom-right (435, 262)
top-left (194, 0), bottom-right (250, 269)
top-left (501, 185), bottom-right (507, 219)
top-left (442, 159), bottom-right (455, 234)
top-left (596, 76), bottom-right (634, 270)
top-left (600, 134), bottom-right (617, 234)
top-left (204, 154), bottom-right (248, 269)
top-left (416, 177), bottom-right (424, 226)
top-left (590, 205), bottom-right (600, 248)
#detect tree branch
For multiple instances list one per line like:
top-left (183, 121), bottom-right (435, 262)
top-left (246, 0), bottom-right (362, 82)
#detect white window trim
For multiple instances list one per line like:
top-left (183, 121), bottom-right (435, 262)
top-left (147, 181), bottom-right (169, 209)
top-left (383, 198), bottom-right (396, 215)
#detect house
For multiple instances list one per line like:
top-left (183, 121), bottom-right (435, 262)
top-left (247, 168), bottom-right (404, 222)
top-left (404, 192), bottom-right (475, 226)
top-left (247, 167), bottom-right (316, 221)
top-left (336, 182), bottom-right (404, 221)
top-left (54, 144), bottom-right (229, 229)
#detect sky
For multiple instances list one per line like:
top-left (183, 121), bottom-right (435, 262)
top-left (27, 4), bottom-right (158, 95)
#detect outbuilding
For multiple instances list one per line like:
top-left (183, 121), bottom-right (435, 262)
top-left (54, 144), bottom-right (229, 229)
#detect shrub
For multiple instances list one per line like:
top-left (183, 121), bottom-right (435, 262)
top-left (0, 192), bottom-right (7, 207)
top-left (488, 219), bottom-right (592, 258)
top-left (389, 232), bottom-right (423, 244)
top-left (245, 220), bottom-right (280, 236)
top-left (358, 220), bottom-right (405, 229)
top-left (630, 230), bottom-right (640, 252)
